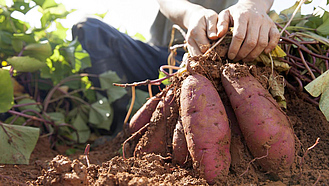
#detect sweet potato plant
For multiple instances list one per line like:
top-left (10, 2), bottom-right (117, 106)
top-left (119, 33), bottom-right (296, 184)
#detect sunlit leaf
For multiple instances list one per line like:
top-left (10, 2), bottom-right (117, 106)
top-left (0, 0), bottom-right (6, 6)
top-left (94, 11), bottom-right (108, 19)
top-left (0, 123), bottom-right (39, 164)
top-left (305, 70), bottom-right (329, 121)
top-left (0, 69), bottom-right (14, 113)
top-left (40, 0), bottom-right (57, 9)
top-left (132, 33), bottom-right (146, 42)
top-left (7, 56), bottom-right (46, 72)
top-left (89, 97), bottom-right (113, 130)
top-left (158, 70), bottom-right (171, 85)
top-left (23, 42), bottom-right (52, 62)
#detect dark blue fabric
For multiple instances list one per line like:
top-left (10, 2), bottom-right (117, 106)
top-left (72, 18), bottom-right (184, 89)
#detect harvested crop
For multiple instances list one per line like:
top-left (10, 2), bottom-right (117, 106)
top-left (180, 73), bottom-right (231, 184)
top-left (221, 63), bottom-right (295, 173)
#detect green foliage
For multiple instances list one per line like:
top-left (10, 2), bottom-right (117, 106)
top-left (274, 1), bottom-right (329, 120)
top-left (305, 70), bottom-right (329, 121)
top-left (0, 69), bottom-right (13, 113)
top-left (0, 123), bottom-right (40, 164)
top-left (273, 0), bottom-right (329, 38)
top-left (0, 0), bottom-right (131, 164)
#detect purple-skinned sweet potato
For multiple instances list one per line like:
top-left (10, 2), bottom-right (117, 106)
top-left (172, 118), bottom-right (188, 166)
top-left (134, 89), bottom-right (178, 157)
top-left (221, 63), bottom-right (295, 173)
top-left (180, 73), bottom-right (231, 184)
top-left (128, 90), bottom-right (166, 134)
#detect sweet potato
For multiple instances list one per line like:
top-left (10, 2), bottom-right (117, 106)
top-left (172, 118), bottom-right (188, 166)
top-left (180, 73), bottom-right (231, 184)
top-left (134, 89), bottom-right (177, 157)
top-left (128, 90), bottom-right (166, 134)
top-left (221, 63), bottom-right (295, 173)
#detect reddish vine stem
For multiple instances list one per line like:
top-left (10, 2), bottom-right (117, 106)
top-left (84, 144), bottom-right (91, 167)
top-left (298, 49), bottom-right (316, 79)
top-left (281, 37), bottom-right (329, 61)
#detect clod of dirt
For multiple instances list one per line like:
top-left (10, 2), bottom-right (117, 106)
top-left (29, 155), bottom-right (88, 186)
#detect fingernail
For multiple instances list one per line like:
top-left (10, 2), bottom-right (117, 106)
top-left (228, 53), bottom-right (235, 60)
top-left (209, 32), bottom-right (217, 39)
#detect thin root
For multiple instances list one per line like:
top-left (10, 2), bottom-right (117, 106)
top-left (240, 148), bottom-right (269, 177)
top-left (122, 122), bottom-right (151, 160)
top-left (300, 137), bottom-right (320, 177)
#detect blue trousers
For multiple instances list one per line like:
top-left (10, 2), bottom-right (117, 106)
top-left (72, 18), bottom-right (184, 134)
top-left (72, 18), bottom-right (184, 91)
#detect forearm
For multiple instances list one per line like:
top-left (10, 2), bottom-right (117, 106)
top-left (156, 0), bottom-right (204, 29)
top-left (238, 0), bottom-right (274, 12)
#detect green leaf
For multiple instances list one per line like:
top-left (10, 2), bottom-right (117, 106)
top-left (0, 123), bottom-right (40, 164)
top-left (316, 17), bottom-right (329, 36)
top-left (12, 33), bottom-right (36, 43)
top-left (0, 69), bottom-right (14, 113)
top-left (99, 71), bottom-right (127, 103)
top-left (40, 0), bottom-right (57, 9)
top-left (0, 0), bottom-right (6, 6)
top-left (4, 116), bottom-right (26, 125)
top-left (305, 70), bottom-right (329, 121)
top-left (89, 97), bottom-right (113, 130)
top-left (279, 1), bottom-right (302, 24)
top-left (23, 42), bottom-right (52, 62)
top-left (7, 56), bottom-right (46, 72)
top-left (132, 33), bottom-right (146, 42)
top-left (11, 39), bottom-right (24, 52)
top-left (16, 98), bottom-right (41, 113)
top-left (12, 1), bottom-right (32, 14)
top-left (72, 114), bottom-right (90, 143)
top-left (158, 70), bottom-right (171, 85)
top-left (47, 112), bottom-right (65, 124)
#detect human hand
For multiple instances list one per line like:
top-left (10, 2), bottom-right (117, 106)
top-left (185, 8), bottom-right (220, 56)
top-left (217, 0), bottom-right (280, 62)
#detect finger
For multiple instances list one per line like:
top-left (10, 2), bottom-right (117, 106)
top-left (234, 19), bottom-right (261, 61)
top-left (217, 10), bottom-right (231, 37)
top-left (206, 13), bottom-right (218, 40)
top-left (264, 26), bottom-right (280, 54)
top-left (187, 37), bottom-right (202, 56)
top-left (228, 15), bottom-right (247, 60)
top-left (243, 24), bottom-right (270, 62)
top-left (187, 26), bottom-right (211, 54)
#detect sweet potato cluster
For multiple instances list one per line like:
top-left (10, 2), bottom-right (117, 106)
top-left (125, 48), bottom-right (295, 184)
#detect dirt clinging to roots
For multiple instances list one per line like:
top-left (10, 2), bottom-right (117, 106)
top-left (1, 36), bottom-right (329, 186)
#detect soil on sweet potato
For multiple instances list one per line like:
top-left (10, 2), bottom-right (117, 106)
top-left (0, 90), bottom-right (328, 186)
top-left (1, 39), bottom-right (329, 185)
